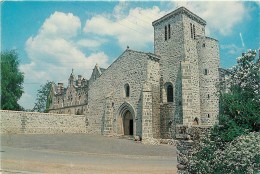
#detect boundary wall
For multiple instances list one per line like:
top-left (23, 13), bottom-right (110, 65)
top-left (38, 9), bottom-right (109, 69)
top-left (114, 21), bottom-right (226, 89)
top-left (0, 110), bottom-right (86, 134)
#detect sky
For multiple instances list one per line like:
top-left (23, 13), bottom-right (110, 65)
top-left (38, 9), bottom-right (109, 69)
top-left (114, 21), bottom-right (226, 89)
top-left (1, 1), bottom-right (259, 109)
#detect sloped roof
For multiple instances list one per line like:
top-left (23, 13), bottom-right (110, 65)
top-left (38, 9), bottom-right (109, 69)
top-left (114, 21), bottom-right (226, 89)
top-left (152, 6), bottom-right (206, 26)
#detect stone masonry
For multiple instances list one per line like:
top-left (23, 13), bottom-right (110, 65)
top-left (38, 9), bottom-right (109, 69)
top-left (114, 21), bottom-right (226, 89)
top-left (47, 7), bottom-right (220, 141)
top-left (0, 110), bottom-right (86, 134)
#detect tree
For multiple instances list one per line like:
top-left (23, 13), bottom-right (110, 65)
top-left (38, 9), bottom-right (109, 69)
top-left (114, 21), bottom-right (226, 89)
top-left (190, 49), bottom-right (260, 173)
top-left (1, 50), bottom-right (24, 110)
top-left (32, 81), bottom-right (52, 113)
top-left (216, 49), bottom-right (260, 141)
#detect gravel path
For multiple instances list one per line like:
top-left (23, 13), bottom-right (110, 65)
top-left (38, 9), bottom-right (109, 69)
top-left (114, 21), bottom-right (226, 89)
top-left (1, 134), bottom-right (177, 173)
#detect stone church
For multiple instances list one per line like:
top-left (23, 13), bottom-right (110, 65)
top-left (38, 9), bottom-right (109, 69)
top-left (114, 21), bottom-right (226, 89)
top-left (48, 7), bottom-right (220, 140)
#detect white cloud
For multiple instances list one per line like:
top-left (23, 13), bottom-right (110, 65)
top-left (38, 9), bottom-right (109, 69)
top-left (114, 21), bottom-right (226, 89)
top-left (84, 1), bottom-right (248, 50)
top-left (84, 6), bottom-right (166, 50)
top-left (77, 38), bottom-right (107, 48)
top-left (18, 90), bottom-right (35, 110)
top-left (113, 1), bottom-right (129, 20)
top-left (20, 11), bottom-right (110, 109)
top-left (40, 11), bottom-right (81, 39)
top-left (172, 1), bottom-right (248, 36)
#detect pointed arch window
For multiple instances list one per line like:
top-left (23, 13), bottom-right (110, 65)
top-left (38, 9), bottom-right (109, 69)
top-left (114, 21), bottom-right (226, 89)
top-left (125, 84), bottom-right (130, 97)
top-left (165, 25), bottom-right (167, 41)
top-left (167, 84), bottom-right (173, 102)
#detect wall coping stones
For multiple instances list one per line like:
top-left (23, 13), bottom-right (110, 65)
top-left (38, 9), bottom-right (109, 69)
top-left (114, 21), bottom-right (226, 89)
top-left (0, 110), bottom-right (84, 117)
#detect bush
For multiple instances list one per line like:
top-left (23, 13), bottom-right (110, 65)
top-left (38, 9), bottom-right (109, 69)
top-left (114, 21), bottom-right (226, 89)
top-left (190, 132), bottom-right (260, 174)
top-left (189, 50), bottom-right (260, 173)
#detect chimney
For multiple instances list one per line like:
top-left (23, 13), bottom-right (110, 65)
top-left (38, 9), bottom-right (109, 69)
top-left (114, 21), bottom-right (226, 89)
top-left (82, 78), bottom-right (88, 87)
top-left (78, 75), bottom-right (82, 87)
top-left (57, 83), bottom-right (62, 94)
top-left (60, 83), bottom-right (64, 93)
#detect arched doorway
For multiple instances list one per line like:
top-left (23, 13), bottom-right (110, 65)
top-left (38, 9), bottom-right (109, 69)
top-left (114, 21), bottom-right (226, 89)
top-left (123, 110), bottom-right (133, 135)
top-left (117, 102), bottom-right (135, 136)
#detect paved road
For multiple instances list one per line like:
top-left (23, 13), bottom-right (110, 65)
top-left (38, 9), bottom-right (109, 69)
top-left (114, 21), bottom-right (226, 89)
top-left (1, 134), bottom-right (177, 173)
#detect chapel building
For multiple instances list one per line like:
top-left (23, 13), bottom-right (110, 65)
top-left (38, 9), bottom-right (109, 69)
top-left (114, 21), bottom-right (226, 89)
top-left (48, 7), bottom-right (220, 140)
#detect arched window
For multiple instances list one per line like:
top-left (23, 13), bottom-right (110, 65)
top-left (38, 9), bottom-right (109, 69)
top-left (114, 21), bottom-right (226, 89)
top-left (193, 117), bottom-right (199, 125)
top-left (167, 84), bottom-right (173, 102)
top-left (125, 84), bottom-right (130, 97)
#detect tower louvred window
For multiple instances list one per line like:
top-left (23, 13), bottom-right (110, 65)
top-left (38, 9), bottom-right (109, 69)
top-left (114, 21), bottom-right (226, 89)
top-left (168, 24), bottom-right (171, 39)
top-left (193, 24), bottom-right (196, 39)
top-left (165, 25), bottom-right (167, 41)
top-left (190, 23), bottom-right (193, 38)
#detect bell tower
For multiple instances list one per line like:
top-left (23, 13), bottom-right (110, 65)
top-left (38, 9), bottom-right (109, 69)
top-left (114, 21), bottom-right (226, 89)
top-left (153, 7), bottom-right (219, 126)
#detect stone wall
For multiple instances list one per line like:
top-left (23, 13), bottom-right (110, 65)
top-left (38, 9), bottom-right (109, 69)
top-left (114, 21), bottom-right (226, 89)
top-left (147, 56), bottom-right (161, 138)
top-left (160, 103), bottom-right (174, 139)
top-left (0, 110), bottom-right (87, 134)
top-left (153, 7), bottom-right (219, 127)
top-left (182, 12), bottom-right (206, 126)
top-left (197, 37), bottom-right (220, 125)
top-left (153, 9), bottom-right (187, 138)
top-left (175, 125), bottom-right (211, 173)
top-left (141, 83), bottom-right (153, 139)
top-left (87, 49), bottom-right (160, 137)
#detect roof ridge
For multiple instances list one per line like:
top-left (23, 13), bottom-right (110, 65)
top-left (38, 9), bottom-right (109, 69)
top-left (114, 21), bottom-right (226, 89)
top-left (152, 6), bottom-right (206, 26)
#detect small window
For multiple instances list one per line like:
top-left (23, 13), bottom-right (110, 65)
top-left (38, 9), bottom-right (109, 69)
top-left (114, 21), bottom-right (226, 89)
top-left (193, 24), bottom-right (196, 39)
top-left (165, 26), bottom-right (167, 41)
top-left (112, 102), bottom-right (114, 107)
top-left (202, 43), bottom-right (206, 47)
top-left (207, 94), bottom-right (210, 99)
top-left (190, 23), bottom-right (193, 39)
top-left (204, 69), bottom-right (208, 75)
top-left (168, 24), bottom-right (171, 39)
top-left (167, 84), bottom-right (173, 102)
top-left (125, 84), bottom-right (130, 97)
top-left (193, 117), bottom-right (199, 125)
top-left (208, 114), bottom-right (210, 118)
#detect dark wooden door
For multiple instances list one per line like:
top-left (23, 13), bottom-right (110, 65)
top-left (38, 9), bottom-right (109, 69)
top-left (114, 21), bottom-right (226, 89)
top-left (129, 119), bottom-right (133, 135)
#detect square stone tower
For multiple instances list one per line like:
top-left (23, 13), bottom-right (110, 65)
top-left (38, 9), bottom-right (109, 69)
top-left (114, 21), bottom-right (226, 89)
top-left (153, 7), bottom-right (219, 127)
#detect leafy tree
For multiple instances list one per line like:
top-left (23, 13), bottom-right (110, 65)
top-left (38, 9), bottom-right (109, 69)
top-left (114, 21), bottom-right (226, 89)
top-left (32, 81), bottom-right (52, 113)
top-left (215, 49), bottom-right (260, 142)
top-left (190, 49), bottom-right (260, 173)
top-left (190, 132), bottom-right (260, 173)
top-left (1, 50), bottom-right (24, 110)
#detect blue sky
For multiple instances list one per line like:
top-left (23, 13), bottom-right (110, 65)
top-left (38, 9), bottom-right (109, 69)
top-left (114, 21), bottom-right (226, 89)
top-left (1, 1), bottom-right (259, 109)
